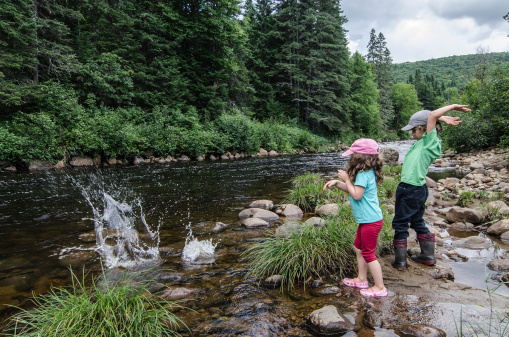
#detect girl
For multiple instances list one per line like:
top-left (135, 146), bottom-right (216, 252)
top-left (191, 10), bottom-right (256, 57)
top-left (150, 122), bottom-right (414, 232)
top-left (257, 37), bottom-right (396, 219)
top-left (392, 104), bottom-right (470, 270)
top-left (323, 138), bottom-right (387, 297)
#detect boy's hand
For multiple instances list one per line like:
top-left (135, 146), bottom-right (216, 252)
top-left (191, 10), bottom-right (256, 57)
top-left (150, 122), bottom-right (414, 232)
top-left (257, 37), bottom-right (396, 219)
top-left (440, 115), bottom-right (462, 126)
top-left (452, 104), bottom-right (471, 113)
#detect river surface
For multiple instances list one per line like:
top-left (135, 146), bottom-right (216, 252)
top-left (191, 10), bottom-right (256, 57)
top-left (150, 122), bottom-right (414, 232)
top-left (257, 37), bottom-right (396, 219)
top-left (0, 141), bottom-right (507, 335)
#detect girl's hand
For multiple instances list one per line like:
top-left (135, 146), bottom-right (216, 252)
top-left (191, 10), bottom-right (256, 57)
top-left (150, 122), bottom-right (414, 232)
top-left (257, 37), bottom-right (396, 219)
top-left (323, 180), bottom-right (339, 190)
top-left (337, 169), bottom-right (350, 182)
top-left (440, 115), bottom-right (462, 126)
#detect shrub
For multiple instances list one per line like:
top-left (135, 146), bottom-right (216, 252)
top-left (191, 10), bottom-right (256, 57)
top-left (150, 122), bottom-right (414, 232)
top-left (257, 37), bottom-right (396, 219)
top-left (5, 268), bottom-right (186, 336)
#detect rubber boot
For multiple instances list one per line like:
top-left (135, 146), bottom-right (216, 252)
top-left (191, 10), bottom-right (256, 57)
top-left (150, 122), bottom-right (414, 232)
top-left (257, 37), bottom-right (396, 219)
top-left (391, 239), bottom-right (408, 270)
top-left (411, 233), bottom-right (436, 266)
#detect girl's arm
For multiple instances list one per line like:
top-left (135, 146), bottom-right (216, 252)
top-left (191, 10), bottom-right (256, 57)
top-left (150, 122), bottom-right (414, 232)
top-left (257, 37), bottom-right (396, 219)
top-left (337, 170), bottom-right (365, 201)
top-left (323, 179), bottom-right (348, 193)
top-left (428, 104), bottom-right (470, 133)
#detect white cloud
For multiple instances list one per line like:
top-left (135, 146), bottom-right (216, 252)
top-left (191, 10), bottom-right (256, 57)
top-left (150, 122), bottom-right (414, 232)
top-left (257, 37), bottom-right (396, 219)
top-left (342, 0), bottom-right (509, 63)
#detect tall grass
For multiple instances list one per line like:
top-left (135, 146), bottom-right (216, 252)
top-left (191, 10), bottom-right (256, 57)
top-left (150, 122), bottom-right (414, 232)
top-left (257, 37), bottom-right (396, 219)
top-left (283, 172), bottom-right (348, 211)
top-left (5, 268), bottom-right (186, 337)
top-left (242, 205), bottom-right (393, 290)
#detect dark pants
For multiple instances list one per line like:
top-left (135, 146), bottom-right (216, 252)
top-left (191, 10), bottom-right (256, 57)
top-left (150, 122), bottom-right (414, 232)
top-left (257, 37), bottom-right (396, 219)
top-left (392, 182), bottom-right (430, 240)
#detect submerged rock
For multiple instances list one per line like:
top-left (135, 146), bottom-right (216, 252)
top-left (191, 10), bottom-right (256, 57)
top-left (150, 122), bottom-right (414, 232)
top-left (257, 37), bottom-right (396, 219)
top-left (396, 323), bottom-right (446, 337)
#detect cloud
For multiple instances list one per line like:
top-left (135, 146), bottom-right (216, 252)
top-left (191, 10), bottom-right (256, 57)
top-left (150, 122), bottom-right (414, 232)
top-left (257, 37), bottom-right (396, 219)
top-left (342, 0), bottom-right (509, 63)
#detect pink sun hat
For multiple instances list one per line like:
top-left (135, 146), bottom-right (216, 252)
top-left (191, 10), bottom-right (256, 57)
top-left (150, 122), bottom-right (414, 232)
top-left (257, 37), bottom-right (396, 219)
top-left (342, 138), bottom-right (379, 156)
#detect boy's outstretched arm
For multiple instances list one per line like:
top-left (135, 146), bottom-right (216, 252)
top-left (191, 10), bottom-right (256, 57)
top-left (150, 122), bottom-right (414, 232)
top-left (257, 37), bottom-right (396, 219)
top-left (428, 104), bottom-right (471, 133)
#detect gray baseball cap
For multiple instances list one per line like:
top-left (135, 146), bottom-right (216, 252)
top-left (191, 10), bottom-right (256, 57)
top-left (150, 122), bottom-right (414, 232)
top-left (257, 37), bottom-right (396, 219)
top-left (401, 110), bottom-right (431, 131)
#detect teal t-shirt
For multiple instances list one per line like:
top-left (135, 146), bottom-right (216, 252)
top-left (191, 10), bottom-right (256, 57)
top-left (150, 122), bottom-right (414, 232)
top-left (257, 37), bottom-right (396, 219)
top-left (349, 169), bottom-right (383, 224)
top-left (401, 128), bottom-right (441, 186)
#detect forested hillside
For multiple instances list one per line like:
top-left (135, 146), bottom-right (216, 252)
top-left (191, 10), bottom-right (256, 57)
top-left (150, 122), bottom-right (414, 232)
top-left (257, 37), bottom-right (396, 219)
top-left (393, 52), bottom-right (509, 88)
top-left (1, 1), bottom-right (508, 166)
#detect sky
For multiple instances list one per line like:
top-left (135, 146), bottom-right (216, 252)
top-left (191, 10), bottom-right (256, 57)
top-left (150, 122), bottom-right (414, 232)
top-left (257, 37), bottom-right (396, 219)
top-left (341, 0), bottom-right (509, 63)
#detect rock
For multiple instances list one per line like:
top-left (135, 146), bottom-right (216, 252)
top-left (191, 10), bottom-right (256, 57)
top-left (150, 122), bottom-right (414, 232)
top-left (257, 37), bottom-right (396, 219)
top-left (59, 250), bottom-right (98, 268)
top-left (69, 156), bottom-right (95, 167)
top-left (487, 219), bottom-right (509, 236)
top-left (275, 222), bottom-right (306, 238)
top-left (160, 287), bottom-right (199, 301)
top-left (470, 163), bottom-right (485, 171)
top-left (249, 200), bottom-right (274, 209)
top-left (209, 154), bottom-right (217, 161)
top-left (453, 236), bottom-right (492, 250)
top-left (450, 221), bottom-right (475, 231)
top-left (311, 286), bottom-right (341, 296)
top-left (133, 156), bottom-right (144, 165)
top-left (238, 208), bottom-right (279, 221)
top-left (177, 155), bottom-right (190, 161)
top-left (425, 176), bottom-right (437, 188)
top-left (268, 150), bottom-right (278, 156)
top-left (501, 231), bottom-right (509, 241)
top-left (257, 148), bottom-right (269, 157)
top-left (315, 204), bottom-right (340, 217)
top-left (446, 207), bottom-right (484, 224)
top-left (241, 217), bottom-right (270, 228)
top-left (362, 302), bottom-right (382, 329)
top-left (307, 305), bottom-right (354, 335)
top-left (486, 201), bottom-right (509, 215)
top-left (380, 148), bottom-right (399, 165)
top-left (397, 323), bottom-right (446, 337)
top-left (305, 217), bottom-right (327, 227)
top-left (487, 260), bottom-right (509, 272)
top-left (430, 262), bottom-right (454, 280)
top-left (212, 222), bottom-right (228, 233)
top-left (263, 275), bottom-right (283, 288)
top-left (281, 204), bottom-right (304, 218)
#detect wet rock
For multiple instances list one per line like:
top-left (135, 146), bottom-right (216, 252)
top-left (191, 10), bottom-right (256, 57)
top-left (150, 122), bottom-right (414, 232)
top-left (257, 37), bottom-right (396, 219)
top-left (487, 259), bottom-right (509, 272)
top-left (310, 286), bottom-right (341, 296)
top-left (452, 236), bottom-right (492, 250)
top-left (502, 273), bottom-right (509, 284)
top-left (263, 275), bottom-right (282, 288)
top-left (212, 222), bottom-right (229, 233)
top-left (307, 305), bottom-right (354, 336)
top-left (315, 204), bottom-right (340, 217)
top-left (487, 219), bottom-right (509, 235)
top-left (450, 221), bottom-right (475, 231)
top-left (396, 323), bottom-right (446, 337)
top-left (361, 302), bottom-right (382, 329)
top-left (158, 272), bottom-right (185, 284)
top-left (238, 208), bottom-right (279, 221)
top-left (58, 250), bottom-right (98, 268)
top-left (445, 207), bottom-right (484, 224)
top-left (305, 217), bottom-right (327, 227)
top-left (281, 204), bottom-right (304, 218)
top-left (160, 287), bottom-right (199, 300)
top-left (241, 217), bottom-right (270, 228)
top-left (249, 200), bottom-right (274, 209)
top-left (380, 148), bottom-right (399, 165)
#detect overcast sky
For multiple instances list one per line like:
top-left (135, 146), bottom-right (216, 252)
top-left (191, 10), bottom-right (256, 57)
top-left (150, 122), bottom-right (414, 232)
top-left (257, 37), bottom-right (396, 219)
top-left (342, 0), bottom-right (509, 63)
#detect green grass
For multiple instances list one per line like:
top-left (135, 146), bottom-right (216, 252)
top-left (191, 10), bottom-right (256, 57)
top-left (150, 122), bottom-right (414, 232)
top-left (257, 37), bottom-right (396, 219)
top-left (242, 204), bottom-right (393, 290)
top-left (5, 268), bottom-right (186, 337)
top-left (283, 172), bottom-right (348, 211)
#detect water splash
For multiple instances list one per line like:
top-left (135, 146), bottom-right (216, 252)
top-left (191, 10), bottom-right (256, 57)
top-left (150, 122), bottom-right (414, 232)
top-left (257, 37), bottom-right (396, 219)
top-left (70, 172), bottom-right (160, 268)
top-left (181, 224), bottom-right (217, 265)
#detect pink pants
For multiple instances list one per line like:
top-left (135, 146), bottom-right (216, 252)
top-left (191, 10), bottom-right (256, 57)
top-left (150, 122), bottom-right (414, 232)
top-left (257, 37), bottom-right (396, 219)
top-left (353, 219), bottom-right (384, 263)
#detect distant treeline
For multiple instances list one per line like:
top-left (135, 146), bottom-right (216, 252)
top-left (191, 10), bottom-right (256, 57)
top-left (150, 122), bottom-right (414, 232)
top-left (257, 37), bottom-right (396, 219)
top-left (393, 52), bottom-right (509, 89)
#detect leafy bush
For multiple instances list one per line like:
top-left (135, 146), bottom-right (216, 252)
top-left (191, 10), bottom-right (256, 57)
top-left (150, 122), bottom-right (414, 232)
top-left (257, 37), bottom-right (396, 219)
top-left (5, 269), bottom-right (186, 336)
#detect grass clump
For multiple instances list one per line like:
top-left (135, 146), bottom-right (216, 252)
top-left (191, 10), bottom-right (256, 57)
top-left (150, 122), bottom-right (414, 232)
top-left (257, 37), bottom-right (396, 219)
top-left (242, 205), bottom-right (393, 290)
top-left (283, 172), bottom-right (347, 211)
top-left (5, 268), bottom-right (186, 337)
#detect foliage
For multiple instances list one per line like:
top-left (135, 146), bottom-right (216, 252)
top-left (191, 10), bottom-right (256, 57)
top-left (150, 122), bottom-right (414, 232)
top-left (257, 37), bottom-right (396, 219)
top-left (391, 82), bottom-right (422, 133)
top-left (5, 268), bottom-right (186, 336)
top-left (457, 191), bottom-right (474, 207)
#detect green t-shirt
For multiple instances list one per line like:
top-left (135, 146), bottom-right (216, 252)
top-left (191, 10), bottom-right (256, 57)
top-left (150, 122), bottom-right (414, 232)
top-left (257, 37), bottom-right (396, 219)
top-left (401, 128), bottom-right (441, 186)
top-left (349, 169), bottom-right (383, 224)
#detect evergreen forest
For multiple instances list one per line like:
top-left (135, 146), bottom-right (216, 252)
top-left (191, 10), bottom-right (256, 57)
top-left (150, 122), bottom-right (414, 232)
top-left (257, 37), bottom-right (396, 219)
top-left (1, 0), bottom-right (509, 164)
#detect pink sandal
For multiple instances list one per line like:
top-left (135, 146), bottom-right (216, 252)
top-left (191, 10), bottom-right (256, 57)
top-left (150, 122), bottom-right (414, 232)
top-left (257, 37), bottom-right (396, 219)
top-left (360, 287), bottom-right (387, 297)
top-left (342, 278), bottom-right (369, 289)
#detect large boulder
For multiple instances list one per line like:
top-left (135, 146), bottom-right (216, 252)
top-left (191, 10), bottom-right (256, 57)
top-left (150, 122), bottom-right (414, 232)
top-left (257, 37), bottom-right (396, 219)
top-left (281, 204), bottom-right (304, 218)
top-left (446, 207), bottom-right (484, 224)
